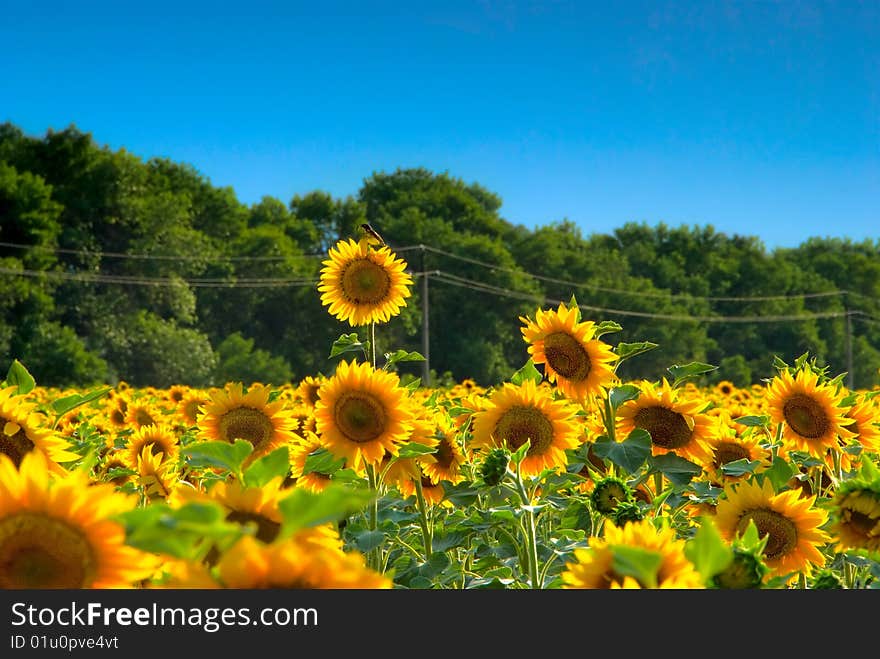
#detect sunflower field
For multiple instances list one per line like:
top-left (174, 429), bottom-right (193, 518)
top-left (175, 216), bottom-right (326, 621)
top-left (2, 236), bottom-right (880, 590)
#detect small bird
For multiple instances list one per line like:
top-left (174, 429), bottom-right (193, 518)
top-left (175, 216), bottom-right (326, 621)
top-left (360, 223), bottom-right (386, 246)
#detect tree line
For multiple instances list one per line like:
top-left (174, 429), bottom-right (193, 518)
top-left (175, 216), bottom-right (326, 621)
top-left (2, 122), bottom-right (879, 389)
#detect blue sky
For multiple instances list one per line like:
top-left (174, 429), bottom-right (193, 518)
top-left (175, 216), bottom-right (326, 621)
top-left (1, 0), bottom-right (878, 250)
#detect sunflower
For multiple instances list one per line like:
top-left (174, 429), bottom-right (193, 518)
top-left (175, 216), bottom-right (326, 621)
top-left (471, 379), bottom-right (580, 477)
top-left (171, 477), bottom-right (289, 546)
top-left (318, 237), bottom-right (413, 326)
top-left (0, 385), bottom-right (79, 472)
top-left (828, 466), bottom-right (880, 554)
top-left (704, 412), bottom-right (771, 485)
top-left (399, 471), bottom-right (448, 506)
top-left (713, 380), bottom-right (737, 398)
top-left (561, 519), bottom-right (703, 589)
top-left (120, 423), bottom-right (180, 470)
top-left (765, 367), bottom-right (856, 461)
top-left (714, 477), bottom-right (830, 580)
top-left (841, 394), bottom-right (880, 455)
top-left (519, 302), bottom-right (619, 402)
top-left (419, 412), bottom-right (467, 485)
top-left (197, 383), bottom-right (300, 465)
top-left (295, 375), bottom-right (325, 409)
top-left (288, 432), bottom-right (335, 493)
top-left (177, 389), bottom-right (207, 427)
top-left (166, 384), bottom-right (188, 405)
top-left (0, 450), bottom-right (157, 588)
top-left (214, 535), bottom-right (391, 589)
top-left (135, 446), bottom-right (178, 501)
top-left (124, 398), bottom-right (163, 429)
top-left (313, 360), bottom-right (414, 474)
top-left (616, 378), bottom-right (714, 466)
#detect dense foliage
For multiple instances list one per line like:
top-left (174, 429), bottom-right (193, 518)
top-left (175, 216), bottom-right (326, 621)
top-left (2, 122), bottom-right (879, 388)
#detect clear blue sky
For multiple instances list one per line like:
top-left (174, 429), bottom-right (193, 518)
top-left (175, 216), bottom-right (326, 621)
top-left (2, 0), bottom-right (878, 250)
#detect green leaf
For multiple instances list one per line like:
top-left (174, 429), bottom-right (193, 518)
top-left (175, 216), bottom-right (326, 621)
top-left (719, 458), bottom-right (762, 478)
top-left (567, 294), bottom-right (581, 322)
top-left (396, 442), bottom-right (438, 459)
top-left (384, 350), bottom-right (426, 368)
top-left (611, 545), bottom-right (663, 589)
top-left (667, 362), bottom-right (718, 388)
top-left (278, 483), bottom-right (374, 536)
top-left (738, 518), bottom-right (769, 553)
top-left (510, 439), bottom-right (531, 467)
top-left (609, 384), bottom-right (641, 410)
top-left (685, 516), bottom-right (734, 583)
top-left (242, 447), bottom-right (290, 488)
top-left (404, 377), bottom-right (422, 393)
top-left (432, 531), bottom-right (467, 552)
top-left (858, 454), bottom-right (880, 483)
top-left (592, 429), bottom-right (652, 475)
top-left (732, 415), bottom-right (770, 427)
top-left (763, 455), bottom-right (795, 493)
top-left (182, 440), bottom-right (253, 475)
top-left (419, 552), bottom-right (451, 579)
top-left (510, 358), bottom-right (543, 386)
top-left (302, 447), bottom-right (345, 476)
top-left (594, 320), bottom-right (623, 338)
top-left (353, 529), bottom-right (385, 553)
top-left (614, 341), bottom-right (659, 363)
top-left (116, 502), bottom-right (241, 559)
top-left (6, 359), bottom-right (35, 395)
top-left (647, 453), bottom-right (703, 486)
top-left (560, 500), bottom-right (593, 535)
top-left (329, 332), bottom-right (369, 359)
top-left (52, 386), bottom-right (113, 417)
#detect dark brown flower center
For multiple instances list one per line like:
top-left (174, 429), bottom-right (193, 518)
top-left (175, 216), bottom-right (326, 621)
top-left (494, 406), bottom-right (554, 455)
top-left (225, 511), bottom-right (281, 544)
top-left (713, 441), bottom-right (750, 469)
top-left (633, 406), bottom-right (693, 449)
top-left (341, 258), bottom-right (391, 304)
top-left (334, 392), bottom-right (386, 443)
top-left (0, 513), bottom-right (96, 588)
top-left (782, 393), bottom-right (830, 439)
top-left (219, 407), bottom-right (274, 448)
top-left (0, 417), bottom-right (35, 467)
top-left (543, 332), bottom-right (592, 381)
top-left (736, 508), bottom-right (799, 561)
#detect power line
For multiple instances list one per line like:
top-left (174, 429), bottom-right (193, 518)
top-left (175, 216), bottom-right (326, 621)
top-left (429, 270), bottom-right (858, 324)
top-left (418, 243), bottom-right (858, 304)
top-left (0, 266), bottom-right (319, 288)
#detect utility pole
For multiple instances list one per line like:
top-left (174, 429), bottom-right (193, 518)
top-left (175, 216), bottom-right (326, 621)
top-left (420, 245), bottom-right (430, 386)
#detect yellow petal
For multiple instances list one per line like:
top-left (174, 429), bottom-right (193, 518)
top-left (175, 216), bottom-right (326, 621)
top-left (4, 421), bottom-right (21, 436)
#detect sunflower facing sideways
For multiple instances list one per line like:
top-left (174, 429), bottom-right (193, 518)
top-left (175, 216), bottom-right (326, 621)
top-left (616, 378), bottom-right (715, 467)
top-left (765, 366), bottom-right (856, 462)
top-left (318, 237), bottom-right (413, 327)
top-left (0, 385), bottom-right (79, 473)
top-left (0, 451), bottom-right (157, 588)
top-left (314, 360), bottom-right (415, 474)
top-left (561, 518), bottom-right (704, 589)
top-left (197, 383), bottom-right (301, 466)
top-left (471, 379), bottom-right (580, 478)
top-left (714, 477), bottom-right (831, 581)
top-left (520, 302), bottom-right (619, 403)
top-left (827, 459), bottom-right (880, 555)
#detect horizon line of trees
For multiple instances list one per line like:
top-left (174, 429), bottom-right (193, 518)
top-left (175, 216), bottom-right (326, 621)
top-left (2, 121), bottom-right (879, 390)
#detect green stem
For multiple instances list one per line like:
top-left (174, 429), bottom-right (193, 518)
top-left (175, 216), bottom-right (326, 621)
top-left (413, 475), bottom-right (434, 558)
top-left (514, 467), bottom-right (540, 589)
top-left (366, 463), bottom-right (381, 571)
top-left (370, 321), bottom-right (377, 369)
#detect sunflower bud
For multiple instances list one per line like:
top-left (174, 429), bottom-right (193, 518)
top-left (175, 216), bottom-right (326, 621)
top-left (590, 476), bottom-right (634, 515)
top-left (810, 569), bottom-right (844, 590)
top-left (710, 548), bottom-right (768, 589)
top-left (610, 500), bottom-right (644, 526)
top-left (479, 448), bottom-right (510, 486)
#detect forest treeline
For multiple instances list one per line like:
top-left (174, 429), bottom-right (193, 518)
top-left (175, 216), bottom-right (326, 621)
top-left (2, 122), bottom-right (879, 389)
